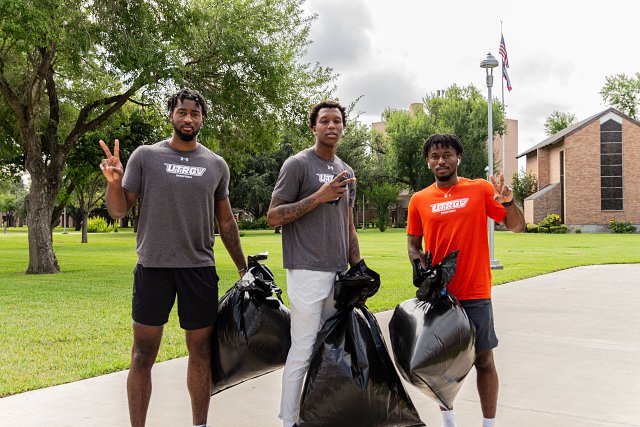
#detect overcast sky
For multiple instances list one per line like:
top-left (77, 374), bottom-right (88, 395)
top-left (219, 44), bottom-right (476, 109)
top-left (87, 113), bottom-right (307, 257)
top-left (302, 0), bottom-right (640, 154)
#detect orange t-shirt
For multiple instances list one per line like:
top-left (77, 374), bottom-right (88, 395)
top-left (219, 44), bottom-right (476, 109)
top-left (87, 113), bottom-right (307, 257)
top-left (406, 177), bottom-right (506, 300)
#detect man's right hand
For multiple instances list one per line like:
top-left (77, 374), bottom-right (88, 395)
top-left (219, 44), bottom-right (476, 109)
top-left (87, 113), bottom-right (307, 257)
top-left (99, 139), bottom-right (124, 184)
top-left (316, 171), bottom-right (356, 203)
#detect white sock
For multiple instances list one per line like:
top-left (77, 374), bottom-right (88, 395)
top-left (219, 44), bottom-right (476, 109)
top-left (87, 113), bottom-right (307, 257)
top-left (441, 409), bottom-right (457, 427)
top-left (283, 421), bottom-right (296, 427)
top-left (483, 417), bottom-right (496, 427)
top-left (193, 425), bottom-right (207, 427)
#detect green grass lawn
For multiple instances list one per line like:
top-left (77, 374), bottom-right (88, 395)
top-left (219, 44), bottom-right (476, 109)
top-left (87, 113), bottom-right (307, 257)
top-left (0, 227), bottom-right (638, 396)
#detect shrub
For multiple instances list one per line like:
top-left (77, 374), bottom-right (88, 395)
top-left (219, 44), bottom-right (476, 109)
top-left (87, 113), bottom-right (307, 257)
top-left (549, 225), bottom-right (568, 234)
top-left (511, 169), bottom-right (538, 205)
top-left (538, 213), bottom-right (561, 228)
top-left (87, 217), bottom-right (113, 233)
top-left (525, 223), bottom-right (539, 233)
top-left (608, 219), bottom-right (637, 234)
top-left (237, 216), bottom-right (269, 230)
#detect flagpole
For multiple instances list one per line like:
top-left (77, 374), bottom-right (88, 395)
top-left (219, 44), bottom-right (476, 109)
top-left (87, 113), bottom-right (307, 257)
top-left (500, 22), bottom-right (506, 177)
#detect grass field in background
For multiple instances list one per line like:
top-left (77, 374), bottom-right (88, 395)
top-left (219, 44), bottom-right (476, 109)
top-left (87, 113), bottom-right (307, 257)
top-left (1, 227), bottom-right (638, 396)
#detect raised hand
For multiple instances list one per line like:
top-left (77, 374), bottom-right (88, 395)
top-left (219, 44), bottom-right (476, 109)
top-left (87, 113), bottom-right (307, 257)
top-left (99, 139), bottom-right (124, 184)
top-left (317, 171), bottom-right (356, 204)
top-left (489, 173), bottom-right (513, 204)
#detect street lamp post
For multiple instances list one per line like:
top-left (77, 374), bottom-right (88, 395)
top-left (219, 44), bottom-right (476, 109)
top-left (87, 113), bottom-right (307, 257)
top-left (480, 52), bottom-right (503, 270)
top-left (62, 207), bottom-right (68, 234)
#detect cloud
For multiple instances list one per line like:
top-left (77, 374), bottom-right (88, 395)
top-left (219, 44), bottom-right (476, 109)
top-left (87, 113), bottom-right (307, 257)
top-left (336, 67), bottom-right (423, 122)
top-left (304, 0), bottom-right (373, 70)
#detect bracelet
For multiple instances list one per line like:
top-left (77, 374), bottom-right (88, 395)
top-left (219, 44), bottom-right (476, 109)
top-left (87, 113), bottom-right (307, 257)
top-left (501, 199), bottom-right (515, 207)
top-left (238, 267), bottom-right (248, 274)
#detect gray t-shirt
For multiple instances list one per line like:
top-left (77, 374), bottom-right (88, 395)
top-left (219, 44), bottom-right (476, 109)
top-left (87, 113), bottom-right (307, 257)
top-left (122, 140), bottom-right (230, 268)
top-left (272, 148), bottom-right (356, 272)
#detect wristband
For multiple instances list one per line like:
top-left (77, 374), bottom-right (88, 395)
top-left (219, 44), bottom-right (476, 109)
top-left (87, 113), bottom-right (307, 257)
top-left (501, 199), bottom-right (515, 207)
top-left (238, 267), bottom-right (248, 274)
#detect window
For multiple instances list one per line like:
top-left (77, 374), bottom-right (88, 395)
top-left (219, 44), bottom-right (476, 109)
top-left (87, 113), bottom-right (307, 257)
top-left (600, 118), bottom-right (623, 211)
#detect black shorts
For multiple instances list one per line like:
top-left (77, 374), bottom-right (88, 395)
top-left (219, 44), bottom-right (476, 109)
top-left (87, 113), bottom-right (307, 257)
top-left (460, 298), bottom-right (498, 351)
top-left (132, 264), bottom-right (219, 330)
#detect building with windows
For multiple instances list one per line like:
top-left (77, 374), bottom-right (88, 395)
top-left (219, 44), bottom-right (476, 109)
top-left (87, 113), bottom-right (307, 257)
top-left (517, 107), bottom-right (640, 230)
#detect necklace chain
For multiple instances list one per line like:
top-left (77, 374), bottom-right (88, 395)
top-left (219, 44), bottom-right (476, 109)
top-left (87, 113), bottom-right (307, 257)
top-left (437, 183), bottom-right (456, 198)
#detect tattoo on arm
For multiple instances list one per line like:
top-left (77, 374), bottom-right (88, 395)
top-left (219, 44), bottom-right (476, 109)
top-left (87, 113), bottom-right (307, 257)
top-left (219, 219), bottom-right (246, 269)
top-left (275, 197), bottom-right (316, 225)
top-left (349, 231), bottom-right (361, 266)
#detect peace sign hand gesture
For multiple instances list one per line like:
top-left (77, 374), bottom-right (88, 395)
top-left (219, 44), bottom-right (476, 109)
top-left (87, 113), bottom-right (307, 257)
top-left (99, 139), bottom-right (124, 184)
top-left (489, 173), bottom-right (514, 204)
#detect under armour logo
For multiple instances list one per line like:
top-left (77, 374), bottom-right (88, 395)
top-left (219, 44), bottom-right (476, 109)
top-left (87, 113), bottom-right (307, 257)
top-left (327, 165), bottom-right (334, 171)
top-left (180, 157), bottom-right (189, 162)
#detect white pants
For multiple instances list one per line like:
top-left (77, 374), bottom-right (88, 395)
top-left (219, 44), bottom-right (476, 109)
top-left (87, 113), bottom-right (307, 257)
top-left (279, 269), bottom-right (338, 424)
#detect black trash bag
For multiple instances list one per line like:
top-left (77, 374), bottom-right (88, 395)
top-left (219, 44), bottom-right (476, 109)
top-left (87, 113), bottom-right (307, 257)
top-left (297, 260), bottom-right (425, 427)
top-left (390, 250), bottom-right (476, 410)
top-left (211, 252), bottom-right (291, 395)
top-left (333, 259), bottom-right (381, 308)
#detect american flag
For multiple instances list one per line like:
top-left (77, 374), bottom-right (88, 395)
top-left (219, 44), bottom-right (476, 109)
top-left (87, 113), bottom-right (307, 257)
top-left (502, 63), bottom-right (512, 92)
top-left (499, 34), bottom-right (509, 68)
top-left (499, 34), bottom-right (512, 91)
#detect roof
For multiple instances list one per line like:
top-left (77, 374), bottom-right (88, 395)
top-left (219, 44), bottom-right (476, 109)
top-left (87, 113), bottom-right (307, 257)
top-left (516, 107), bottom-right (640, 158)
top-left (525, 182), bottom-right (560, 201)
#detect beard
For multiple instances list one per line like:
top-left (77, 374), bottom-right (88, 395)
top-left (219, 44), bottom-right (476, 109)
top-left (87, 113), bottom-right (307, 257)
top-left (173, 124), bottom-right (200, 141)
top-left (434, 170), bottom-right (455, 182)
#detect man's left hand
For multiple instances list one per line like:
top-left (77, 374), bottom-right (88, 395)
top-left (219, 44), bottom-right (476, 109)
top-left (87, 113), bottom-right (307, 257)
top-left (489, 173), bottom-right (514, 204)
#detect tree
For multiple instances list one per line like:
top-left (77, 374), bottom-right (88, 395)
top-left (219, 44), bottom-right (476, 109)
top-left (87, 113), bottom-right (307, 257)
top-left (600, 73), bottom-right (640, 119)
top-left (424, 84), bottom-right (504, 180)
top-left (0, 0), bottom-right (333, 273)
top-left (0, 177), bottom-right (27, 233)
top-left (544, 111), bottom-right (578, 136)
top-left (511, 169), bottom-right (538, 206)
top-left (383, 106), bottom-right (435, 192)
top-left (366, 183), bottom-right (399, 232)
top-left (0, 193), bottom-right (17, 233)
top-left (384, 84), bottom-right (504, 192)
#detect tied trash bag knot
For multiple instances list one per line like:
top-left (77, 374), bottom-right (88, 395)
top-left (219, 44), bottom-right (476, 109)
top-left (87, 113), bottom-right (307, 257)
top-left (334, 259), bottom-right (381, 308)
top-left (412, 250), bottom-right (458, 303)
top-left (235, 252), bottom-right (283, 300)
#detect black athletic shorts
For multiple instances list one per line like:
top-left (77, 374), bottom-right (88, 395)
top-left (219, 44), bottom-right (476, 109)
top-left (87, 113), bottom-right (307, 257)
top-left (132, 264), bottom-right (219, 330)
top-left (459, 298), bottom-right (498, 351)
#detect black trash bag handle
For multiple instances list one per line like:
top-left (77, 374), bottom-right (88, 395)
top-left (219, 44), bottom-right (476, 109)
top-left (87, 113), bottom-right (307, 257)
top-left (412, 250), bottom-right (459, 303)
top-left (237, 252), bottom-right (285, 303)
top-left (334, 259), bottom-right (381, 310)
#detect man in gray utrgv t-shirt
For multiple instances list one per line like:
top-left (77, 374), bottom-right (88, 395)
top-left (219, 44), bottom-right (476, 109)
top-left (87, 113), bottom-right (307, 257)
top-left (267, 100), bottom-right (363, 427)
top-left (99, 88), bottom-right (247, 427)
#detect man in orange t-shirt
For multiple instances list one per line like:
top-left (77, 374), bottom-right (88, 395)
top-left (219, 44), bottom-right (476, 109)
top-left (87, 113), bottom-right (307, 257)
top-left (407, 133), bottom-right (525, 427)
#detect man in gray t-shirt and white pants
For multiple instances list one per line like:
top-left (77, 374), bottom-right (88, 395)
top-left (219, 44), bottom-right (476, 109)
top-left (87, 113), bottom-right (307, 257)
top-left (99, 89), bottom-right (247, 427)
top-left (267, 100), bottom-right (362, 427)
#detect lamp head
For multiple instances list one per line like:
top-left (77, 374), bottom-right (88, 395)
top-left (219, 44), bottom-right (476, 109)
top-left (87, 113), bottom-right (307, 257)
top-left (480, 52), bottom-right (499, 69)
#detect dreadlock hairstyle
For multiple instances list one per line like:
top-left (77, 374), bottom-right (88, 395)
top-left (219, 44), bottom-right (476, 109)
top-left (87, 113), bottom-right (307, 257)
top-left (422, 133), bottom-right (464, 160)
top-left (167, 88), bottom-right (208, 118)
top-left (308, 100), bottom-right (347, 129)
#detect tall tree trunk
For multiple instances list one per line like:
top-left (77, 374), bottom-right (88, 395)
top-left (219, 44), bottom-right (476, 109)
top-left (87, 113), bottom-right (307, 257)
top-left (81, 209), bottom-right (88, 243)
top-left (25, 177), bottom-right (60, 274)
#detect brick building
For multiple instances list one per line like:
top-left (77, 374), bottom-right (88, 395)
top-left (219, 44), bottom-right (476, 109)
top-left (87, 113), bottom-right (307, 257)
top-left (517, 107), bottom-right (640, 230)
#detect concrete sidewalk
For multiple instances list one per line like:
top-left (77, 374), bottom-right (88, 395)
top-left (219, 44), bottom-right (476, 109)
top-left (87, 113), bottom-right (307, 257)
top-left (1, 264), bottom-right (639, 427)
